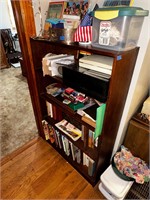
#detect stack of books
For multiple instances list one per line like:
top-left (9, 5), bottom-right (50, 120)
top-left (79, 54), bottom-right (113, 80)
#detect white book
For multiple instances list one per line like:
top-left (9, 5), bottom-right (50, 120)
top-left (61, 135), bottom-right (67, 153)
top-left (69, 141), bottom-right (75, 161)
top-left (88, 157), bottom-right (96, 176)
top-left (79, 62), bottom-right (112, 75)
top-left (79, 54), bottom-right (113, 70)
top-left (56, 130), bottom-right (62, 149)
top-left (63, 14), bottom-right (80, 20)
top-left (46, 101), bottom-right (54, 117)
top-left (83, 70), bottom-right (110, 81)
top-left (64, 137), bottom-right (70, 156)
top-left (83, 69), bottom-right (111, 79)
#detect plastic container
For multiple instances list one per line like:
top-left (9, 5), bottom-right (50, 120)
top-left (92, 7), bottom-right (149, 51)
top-left (99, 165), bottom-right (134, 200)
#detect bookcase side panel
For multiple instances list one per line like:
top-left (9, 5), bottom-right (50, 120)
top-left (97, 47), bottom-right (139, 170)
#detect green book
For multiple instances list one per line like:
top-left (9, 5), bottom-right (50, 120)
top-left (94, 103), bottom-right (106, 139)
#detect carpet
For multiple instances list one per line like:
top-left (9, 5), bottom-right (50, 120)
top-left (0, 67), bottom-right (38, 158)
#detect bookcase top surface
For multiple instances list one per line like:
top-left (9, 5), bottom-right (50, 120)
top-left (30, 37), bottom-right (139, 57)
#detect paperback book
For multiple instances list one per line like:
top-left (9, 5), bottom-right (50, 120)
top-left (55, 119), bottom-right (81, 141)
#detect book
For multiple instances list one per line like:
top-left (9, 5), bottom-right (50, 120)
top-left (77, 99), bottom-right (96, 117)
top-left (94, 103), bottom-right (106, 139)
top-left (88, 130), bottom-right (94, 148)
top-left (63, 14), bottom-right (80, 20)
top-left (79, 62), bottom-right (112, 75)
top-left (48, 125), bottom-right (55, 144)
top-left (56, 130), bottom-right (62, 149)
top-left (55, 119), bottom-right (81, 141)
top-left (52, 104), bottom-right (57, 120)
top-left (61, 135), bottom-right (70, 156)
top-left (88, 157), bottom-right (96, 176)
top-left (82, 115), bottom-right (96, 128)
top-left (81, 125), bottom-right (89, 148)
top-left (83, 69), bottom-right (111, 80)
top-left (46, 101), bottom-right (53, 117)
top-left (42, 120), bottom-right (50, 140)
top-left (83, 153), bottom-right (89, 167)
top-left (82, 104), bottom-right (99, 122)
top-left (79, 54), bottom-right (113, 70)
top-left (74, 146), bottom-right (81, 164)
top-left (69, 141), bottom-right (75, 161)
top-left (83, 70), bottom-right (110, 82)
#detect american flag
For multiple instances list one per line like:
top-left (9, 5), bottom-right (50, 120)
top-left (74, 12), bottom-right (92, 42)
top-left (80, 12), bottom-right (92, 27)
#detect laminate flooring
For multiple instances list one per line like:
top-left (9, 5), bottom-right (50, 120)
top-left (1, 136), bottom-right (106, 199)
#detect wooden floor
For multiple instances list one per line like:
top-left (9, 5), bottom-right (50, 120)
top-left (1, 137), bottom-right (106, 199)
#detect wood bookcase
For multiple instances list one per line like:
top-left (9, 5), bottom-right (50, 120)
top-left (30, 37), bottom-right (139, 186)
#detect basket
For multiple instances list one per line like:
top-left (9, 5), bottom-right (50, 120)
top-left (112, 155), bottom-right (134, 181)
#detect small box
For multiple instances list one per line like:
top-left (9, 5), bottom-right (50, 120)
top-left (92, 7), bottom-right (149, 51)
top-left (69, 102), bottom-right (84, 111)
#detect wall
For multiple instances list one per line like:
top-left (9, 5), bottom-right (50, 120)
top-left (112, 0), bottom-right (150, 155)
top-left (0, 0), bottom-right (16, 34)
top-left (33, 0), bottom-right (105, 35)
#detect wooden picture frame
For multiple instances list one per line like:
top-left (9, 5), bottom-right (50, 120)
top-left (46, 1), bottom-right (66, 19)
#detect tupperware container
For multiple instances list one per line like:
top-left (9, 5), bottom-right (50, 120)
top-left (92, 7), bottom-right (149, 51)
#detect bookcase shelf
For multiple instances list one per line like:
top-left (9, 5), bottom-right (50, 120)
top-left (45, 116), bottom-right (98, 160)
top-left (30, 37), bottom-right (139, 186)
top-left (49, 140), bottom-right (97, 185)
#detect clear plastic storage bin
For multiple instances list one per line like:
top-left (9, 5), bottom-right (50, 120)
top-left (92, 7), bottom-right (149, 51)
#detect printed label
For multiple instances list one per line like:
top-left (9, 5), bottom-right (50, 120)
top-left (99, 21), bottom-right (111, 46)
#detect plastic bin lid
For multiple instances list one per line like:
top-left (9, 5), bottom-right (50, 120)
top-left (100, 165), bottom-right (134, 199)
top-left (93, 7), bottom-right (149, 20)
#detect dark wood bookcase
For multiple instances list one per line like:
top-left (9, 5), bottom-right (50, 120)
top-left (30, 37), bottom-right (139, 186)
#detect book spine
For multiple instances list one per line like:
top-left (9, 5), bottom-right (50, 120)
top-left (88, 158), bottom-right (96, 177)
top-left (56, 130), bottom-right (62, 149)
top-left (88, 130), bottom-right (94, 148)
top-left (69, 141), bottom-right (75, 161)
